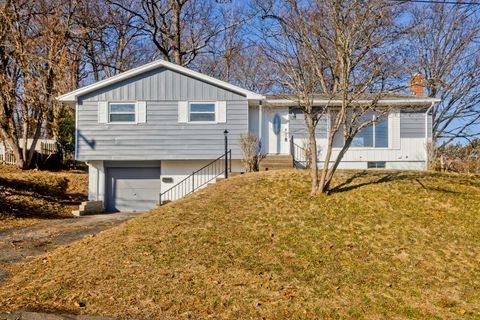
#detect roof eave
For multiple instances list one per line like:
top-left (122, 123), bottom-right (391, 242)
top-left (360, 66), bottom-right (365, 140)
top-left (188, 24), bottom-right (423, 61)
top-left (57, 59), bottom-right (264, 102)
top-left (265, 98), bottom-right (441, 106)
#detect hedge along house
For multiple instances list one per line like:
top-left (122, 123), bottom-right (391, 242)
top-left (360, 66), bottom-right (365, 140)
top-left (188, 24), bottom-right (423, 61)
top-left (58, 59), bottom-right (439, 213)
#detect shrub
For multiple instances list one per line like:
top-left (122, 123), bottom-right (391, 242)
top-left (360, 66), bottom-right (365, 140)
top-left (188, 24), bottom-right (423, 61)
top-left (239, 133), bottom-right (262, 172)
top-left (432, 139), bottom-right (480, 174)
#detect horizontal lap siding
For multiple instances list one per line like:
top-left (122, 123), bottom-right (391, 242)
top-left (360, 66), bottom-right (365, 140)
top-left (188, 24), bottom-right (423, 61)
top-left (76, 66), bottom-right (249, 161)
top-left (77, 101), bottom-right (248, 160)
top-left (400, 111), bottom-right (426, 138)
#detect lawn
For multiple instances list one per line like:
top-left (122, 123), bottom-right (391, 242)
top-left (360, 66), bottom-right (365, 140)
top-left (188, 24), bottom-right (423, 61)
top-left (0, 164), bottom-right (88, 230)
top-left (0, 170), bottom-right (479, 319)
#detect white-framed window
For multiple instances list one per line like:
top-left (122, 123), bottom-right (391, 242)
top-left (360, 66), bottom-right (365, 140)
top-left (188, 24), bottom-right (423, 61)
top-left (109, 102), bottom-right (136, 123)
top-left (333, 112), bottom-right (389, 148)
top-left (189, 102), bottom-right (216, 122)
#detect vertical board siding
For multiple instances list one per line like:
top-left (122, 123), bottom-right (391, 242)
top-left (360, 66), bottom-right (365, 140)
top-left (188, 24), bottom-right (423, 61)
top-left (289, 108), bottom-right (328, 140)
top-left (77, 100), bottom-right (248, 160)
top-left (289, 108), bottom-right (428, 164)
top-left (78, 67), bottom-right (245, 103)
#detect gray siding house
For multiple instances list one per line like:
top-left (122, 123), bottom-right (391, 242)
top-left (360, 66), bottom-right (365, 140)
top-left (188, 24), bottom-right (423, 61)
top-left (58, 59), bottom-right (439, 212)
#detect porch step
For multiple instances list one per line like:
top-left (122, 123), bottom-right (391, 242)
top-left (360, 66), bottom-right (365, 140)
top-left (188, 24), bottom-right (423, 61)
top-left (259, 155), bottom-right (294, 171)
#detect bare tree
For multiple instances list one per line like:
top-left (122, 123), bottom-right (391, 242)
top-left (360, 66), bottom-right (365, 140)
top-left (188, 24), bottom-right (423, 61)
top-left (0, 0), bottom-right (75, 168)
top-left (196, 7), bottom-right (275, 93)
top-left (262, 0), bottom-right (410, 194)
top-left (73, 0), bottom-right (146, 82)
top-left (410, 3), bottom-right (480, 148)
top-left (107, 0), bottom-right (246, 66)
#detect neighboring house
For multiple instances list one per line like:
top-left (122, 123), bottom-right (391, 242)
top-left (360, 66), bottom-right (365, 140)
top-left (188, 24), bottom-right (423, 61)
top-left (0, 139), bottom-right (57, 164)
top-left (58, 59), bottom-right (439, 212)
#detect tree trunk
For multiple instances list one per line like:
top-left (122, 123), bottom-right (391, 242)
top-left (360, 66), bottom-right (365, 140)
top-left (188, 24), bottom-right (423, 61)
top-left (322, 136), bottom-right (353, 193)
top-left (21, 119), bottom-right (29, 168)
top-left (24, 117), bottom-right (43, 169)
top-left (172, 0), bottom-right (182, 65)
top-left (0, 108), bottom-right (24, 168)
top-left (319, 131), bottom-right (334, 193)
top-left (4, 136), bottom-right (23, 168)
top-left (305, 113), bottom-right (319, 195)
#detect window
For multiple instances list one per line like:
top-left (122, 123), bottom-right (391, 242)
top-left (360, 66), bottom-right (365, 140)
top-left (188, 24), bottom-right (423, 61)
top-left (375, 117), bottom-right (388, 148)
top-left (189, 103), bottom-right (216, 122)
top-left (109, 103), bottom-right (136, 123)
top-left (352, 125), bottom-right (374, 147)
top-left (333, 112), bottom-right (389, 148)
top-left (367, 161), bottom-right (386, 169)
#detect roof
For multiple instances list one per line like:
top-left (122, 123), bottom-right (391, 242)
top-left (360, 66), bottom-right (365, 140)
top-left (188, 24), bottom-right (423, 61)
top-left (57, 59), bottom-right (265, 102)
top-left (264, 93), bottom-right (440, 107)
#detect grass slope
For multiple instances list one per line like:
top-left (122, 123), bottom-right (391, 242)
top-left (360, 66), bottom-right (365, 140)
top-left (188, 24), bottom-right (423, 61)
top-left (0, 170), bottom-right (479, 319)
top-left (0, 165), bottom-right (87, 230)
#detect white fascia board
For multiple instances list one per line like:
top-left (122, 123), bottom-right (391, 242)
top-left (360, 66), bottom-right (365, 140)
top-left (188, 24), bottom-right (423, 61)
top-left (265, 98), bottom-right (441, 106)
top-left (57, 59), bottom-right (264, 102)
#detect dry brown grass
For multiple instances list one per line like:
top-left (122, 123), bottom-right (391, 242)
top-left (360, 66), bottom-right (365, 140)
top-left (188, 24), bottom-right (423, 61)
top-left (0, 170), bottom-right (479, 319)
top-left (0, 164), bottom-right (88, 230)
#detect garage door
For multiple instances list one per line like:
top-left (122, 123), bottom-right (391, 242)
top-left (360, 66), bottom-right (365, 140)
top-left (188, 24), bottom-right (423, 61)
top-left (105, 167), bottom-right (161, 212)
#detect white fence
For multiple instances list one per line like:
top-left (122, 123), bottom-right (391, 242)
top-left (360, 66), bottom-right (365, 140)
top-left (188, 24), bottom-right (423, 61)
top-left (0, 141), bottom-right (57, 165)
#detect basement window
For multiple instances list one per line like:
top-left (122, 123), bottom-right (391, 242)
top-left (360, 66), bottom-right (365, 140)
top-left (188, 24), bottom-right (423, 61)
top-left (367, 161), bottom-right (386, 169)
top-left (109, 103), bottom-right (136, 123)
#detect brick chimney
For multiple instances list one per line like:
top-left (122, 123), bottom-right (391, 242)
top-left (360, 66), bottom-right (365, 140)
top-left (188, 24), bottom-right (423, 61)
top-left (410, 73), bottom-right (425, 96)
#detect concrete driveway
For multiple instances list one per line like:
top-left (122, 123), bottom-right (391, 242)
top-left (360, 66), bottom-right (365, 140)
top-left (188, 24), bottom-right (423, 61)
top-left (0, 212), bottom-right (140, 284)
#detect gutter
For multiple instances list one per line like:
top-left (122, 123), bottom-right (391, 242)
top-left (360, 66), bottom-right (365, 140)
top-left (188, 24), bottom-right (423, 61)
top-left (265, 98), bottom-right (441, 107)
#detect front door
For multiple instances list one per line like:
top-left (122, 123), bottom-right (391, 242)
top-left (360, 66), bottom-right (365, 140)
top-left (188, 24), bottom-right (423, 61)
top-left (266, 108), bottom-right (289, 154)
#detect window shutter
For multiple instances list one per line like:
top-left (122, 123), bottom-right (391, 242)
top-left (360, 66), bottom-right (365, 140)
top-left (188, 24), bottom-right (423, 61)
top-left (178, 101), bottom-right (188, 123)
top-left (137, 101), bottom-right (147, 123)
top-left (389, 109), bottom-right (400, 149)
top-left (217, 101), bottom-right (227, 123)
top-left (98, 101), bottom-right (108, 123)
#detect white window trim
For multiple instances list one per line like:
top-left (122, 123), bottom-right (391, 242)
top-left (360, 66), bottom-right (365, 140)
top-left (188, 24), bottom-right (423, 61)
top-left (187, 101), bottom-right (218, 124)
top-left (331, 112), bottom-right (390, 150)
top-left (107, 102), bottom-right (138, 124)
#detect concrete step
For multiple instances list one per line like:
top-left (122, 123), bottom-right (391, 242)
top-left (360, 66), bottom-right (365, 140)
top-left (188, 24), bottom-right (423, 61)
top-left (264, 154), bottom-right (292, 159)
top-left (260, 162), bottom-right (293, 167)
top-left (259, 154), bottom-right (294, 170)
top-left (72, 210), bottom-right (84, 217)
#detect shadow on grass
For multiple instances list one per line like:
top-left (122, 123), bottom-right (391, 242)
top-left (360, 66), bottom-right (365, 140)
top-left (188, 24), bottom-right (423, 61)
top-left (329, 171), bottom-right (417, 194)
top-left (0, 176), bottom-right (86, 220)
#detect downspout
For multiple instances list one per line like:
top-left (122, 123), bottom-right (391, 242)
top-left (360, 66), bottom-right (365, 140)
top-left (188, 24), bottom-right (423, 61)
top-left (75, 102), bottom-right (79, 160)
top-left (258, 100), bottom-right (263, 154)
top-left (424, 101), bottom-right (435, 170)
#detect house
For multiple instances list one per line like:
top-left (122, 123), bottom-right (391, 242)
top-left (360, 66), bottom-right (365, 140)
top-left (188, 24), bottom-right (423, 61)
top-left (58, 59), bottom-right (439, 212)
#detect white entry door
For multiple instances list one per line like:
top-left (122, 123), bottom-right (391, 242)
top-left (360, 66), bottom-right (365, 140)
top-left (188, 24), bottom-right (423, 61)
top-left (265, 108), bottom-right (289, 154)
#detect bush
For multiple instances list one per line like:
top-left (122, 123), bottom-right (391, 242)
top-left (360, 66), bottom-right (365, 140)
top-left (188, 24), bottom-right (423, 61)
top-left (239, 133), bottom-right (262, 172)
top-left (432, 139), bottom-right (480, 174)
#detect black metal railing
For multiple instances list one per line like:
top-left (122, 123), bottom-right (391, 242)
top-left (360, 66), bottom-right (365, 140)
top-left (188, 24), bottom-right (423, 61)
top-left (159, 150), bottom-right (232, 205)
top-left (290, 136), bottom-right (308, 168)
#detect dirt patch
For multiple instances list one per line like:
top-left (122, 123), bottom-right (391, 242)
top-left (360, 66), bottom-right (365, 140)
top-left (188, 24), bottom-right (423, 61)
top-left (0, 212), bottom-right (140, 286)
